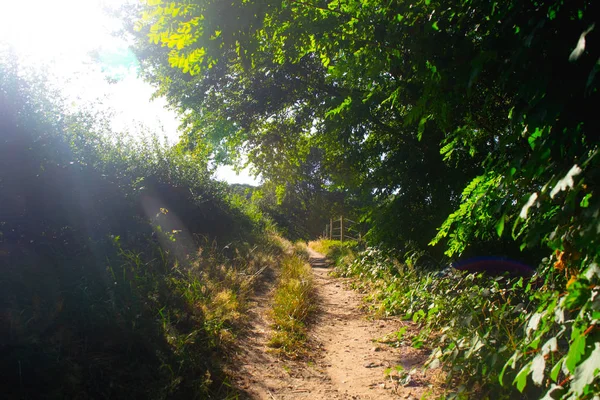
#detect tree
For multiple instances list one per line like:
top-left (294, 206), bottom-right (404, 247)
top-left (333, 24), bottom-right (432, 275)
top-left (129, 0), bottom-right (598, 261)
top-left (128, 0), bottom-right (483, 254)
top-left (129, 0), bottom-right (600, 395)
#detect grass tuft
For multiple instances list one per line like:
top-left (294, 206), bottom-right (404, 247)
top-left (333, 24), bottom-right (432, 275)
top-left (268, 251), bottom-right (314, 357)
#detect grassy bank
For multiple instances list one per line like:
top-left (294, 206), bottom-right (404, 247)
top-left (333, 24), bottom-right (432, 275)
top-left (0, 56), bottom-right (282, 399)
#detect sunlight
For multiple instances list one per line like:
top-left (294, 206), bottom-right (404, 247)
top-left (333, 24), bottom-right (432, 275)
top-left (0, 0), bottom-right (122, 61)
top-left (0, 0), bottom-right (259, 185)
top-left (0, 0), bottom-right (182, 144)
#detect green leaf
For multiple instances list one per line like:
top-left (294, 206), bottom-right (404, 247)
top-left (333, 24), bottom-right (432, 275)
top-left (325, 96), bottom-right (352, 118)
top-left (550, 356), bottom-right (564, 382)
top-left (499, 352), bottom-right (520, 386)
top-left (496, 214), bottom-right (505, 237)
top-left (566, 333), bottom-right (586, 373)
top-left (527, 127), bottom-right (543, 150)
top-left (571, 343), bottom-right (600, 396)
top-left (580, 193), bottom-right (592, 208)
top-left (412, 309), bottom-right (426, 322)
top-left (432, 21), bottom-right (439, 31)
top-left (417, 116), bottom-right (430, 141)
top-left (513, 363), bottom-right (531, 392)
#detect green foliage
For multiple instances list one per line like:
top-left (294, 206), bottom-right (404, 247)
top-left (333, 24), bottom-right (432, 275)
top-left (309, 239), bottom-right (359, 268)
top-left (336, 247), bottom-right (600, 398)
top-left (128, 0), bottom-right (600, 397)
top-left (249, 158), bottom-right (345, 241)
top-left (128, 0), bottom-right (482, 256)
top-left (0, 54), bottom-right (275, 398)
top-left (130, 0), bottom-right (599, 255)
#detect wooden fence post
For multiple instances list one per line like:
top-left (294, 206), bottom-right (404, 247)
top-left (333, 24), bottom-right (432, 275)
top-left (329, 218), bottom-right (333, 240)
top-left (340, 215), bottom-right (343, 244)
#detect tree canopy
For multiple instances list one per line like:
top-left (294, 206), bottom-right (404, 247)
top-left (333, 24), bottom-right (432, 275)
top-left (128, 3), bottom-right (600, 395)
top-left (130, 0), bottom-right (598, 260)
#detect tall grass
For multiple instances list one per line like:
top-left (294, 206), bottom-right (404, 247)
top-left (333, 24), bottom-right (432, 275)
top-left (268, 243), bottom-right (315, 358)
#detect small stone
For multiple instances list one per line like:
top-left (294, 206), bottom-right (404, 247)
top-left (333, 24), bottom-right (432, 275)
top-left (371, 346), bottom-right (382, 352)
top-left (364, 362), bottom-right (380, 368)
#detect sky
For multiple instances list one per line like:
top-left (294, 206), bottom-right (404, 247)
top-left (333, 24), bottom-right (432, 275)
top-left (0, 0), bottom-right (258, 186)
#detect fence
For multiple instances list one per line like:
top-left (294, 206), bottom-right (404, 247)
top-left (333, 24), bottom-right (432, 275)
top-left (322, 216), bottom-right (361, 244)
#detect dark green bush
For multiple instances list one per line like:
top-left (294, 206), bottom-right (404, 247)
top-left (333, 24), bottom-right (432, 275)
top-left (0, 55), bottom-right (269, 399)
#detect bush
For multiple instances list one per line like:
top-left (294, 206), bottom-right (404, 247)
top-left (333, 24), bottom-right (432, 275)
top-left (332, 247), bottom-right (593, 399)
top-left (0, 55), bottom-right (274, 398)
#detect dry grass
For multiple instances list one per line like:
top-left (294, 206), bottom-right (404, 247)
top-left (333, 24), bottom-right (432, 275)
top-left (268, 250), bottom-right (315, 358)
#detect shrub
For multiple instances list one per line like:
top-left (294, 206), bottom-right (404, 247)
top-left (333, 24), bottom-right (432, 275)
top-left (0, 54), bottom-right (273, 398)
top-left (334, 247), bottom-right (552, 398)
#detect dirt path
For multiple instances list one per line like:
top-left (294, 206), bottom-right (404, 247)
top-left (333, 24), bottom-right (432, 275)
top-left (232, 248), bottom-right (439, 399)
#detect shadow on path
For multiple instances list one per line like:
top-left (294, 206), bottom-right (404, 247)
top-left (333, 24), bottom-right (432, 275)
top-left (307, 248), bottom-right (329, 269)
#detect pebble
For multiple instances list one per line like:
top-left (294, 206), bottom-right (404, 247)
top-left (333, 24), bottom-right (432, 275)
top-left (364, 362), bottom-right (380, 368)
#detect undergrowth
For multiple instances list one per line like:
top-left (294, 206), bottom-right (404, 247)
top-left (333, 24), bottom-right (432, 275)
top-left (322, 241), bottom-right (600, 399)
top-left (0, 54), bottom-right (281, 399)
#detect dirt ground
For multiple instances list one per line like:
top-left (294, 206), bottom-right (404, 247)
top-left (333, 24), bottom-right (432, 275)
top-left (231, 248), bottom-right (443, 399)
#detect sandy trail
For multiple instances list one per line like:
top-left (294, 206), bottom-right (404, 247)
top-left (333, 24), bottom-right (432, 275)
top-left (232, 248), bottom-right (438, 399)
